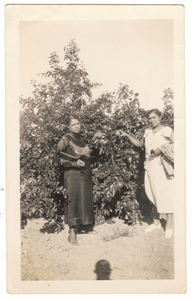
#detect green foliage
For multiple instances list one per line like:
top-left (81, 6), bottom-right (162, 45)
top-left (161, 88), bottom-right (174, 129)
top-left (20, 40), bottom-right (174, 231)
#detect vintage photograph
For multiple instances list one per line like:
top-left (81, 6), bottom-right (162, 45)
top-left (6, 5), bottom-right (185, 294)
top-left (19, 19), bottom-right (174, 281)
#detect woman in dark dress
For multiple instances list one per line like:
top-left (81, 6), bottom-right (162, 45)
top-left (57, 115), bottom-right (94, 245)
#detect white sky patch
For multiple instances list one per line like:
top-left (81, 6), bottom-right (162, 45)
top-left (20, 20), bottom-right (173, 111)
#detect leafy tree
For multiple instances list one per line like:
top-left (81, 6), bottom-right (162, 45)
top-left (161, 88), bottom-right (174, 128)
top-left (20, 40), bottom-right (99, 231)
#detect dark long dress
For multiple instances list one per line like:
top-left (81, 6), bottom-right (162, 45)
top-left (57, 132), bottom-right (94, 227)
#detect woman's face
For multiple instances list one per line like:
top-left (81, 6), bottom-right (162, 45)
top-left (148, 112), bottom-right (161, 128)
top-left (69, 118), bottom-right (81, 133)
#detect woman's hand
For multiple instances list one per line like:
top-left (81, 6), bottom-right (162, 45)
top-left (115, 130), bottom-right (127, 137)
top-left (76, 159), bottom-right (85, 167)
top-left (151, 148), bottom-right (161, 155)
top-left (115, 130), bottom-right (144, 148)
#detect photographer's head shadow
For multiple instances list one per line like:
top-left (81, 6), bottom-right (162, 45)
top-left (94, 260), bottom-right (112, 280)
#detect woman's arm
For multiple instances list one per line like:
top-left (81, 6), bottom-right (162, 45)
top-left (57, 136), bottom-right (85, 168)
top-left (59, 158), bottom-right (85, 168)
top-left (116, 130), bottom-right (144, 148)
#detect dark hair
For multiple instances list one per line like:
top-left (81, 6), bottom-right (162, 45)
top-left (147, 109), bottom-right (161, 118)
top-left (65, 114), bottom-right (80, 127)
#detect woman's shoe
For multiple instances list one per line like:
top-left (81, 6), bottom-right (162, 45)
top-left (68, 236), bottom-right (78, 246)
top-left (145, 223), bottom-right (161, 232)
top-left (165, 229), bottom-right (173, 239)
top-left (86, 229), bottom-right (97, 235)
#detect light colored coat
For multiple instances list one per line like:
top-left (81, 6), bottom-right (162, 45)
top-left (159, 143), bottom-right (174, 176)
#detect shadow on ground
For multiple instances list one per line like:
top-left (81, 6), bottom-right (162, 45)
top-left (94, 260), bottom-right (112, 280)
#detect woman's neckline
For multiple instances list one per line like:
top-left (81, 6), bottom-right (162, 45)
top-left (67, 131), bottom-right (86, 147)
top-left (69, 131), bottom-right (80, 137)
top-left (151, 125), bottom-right (165, 134)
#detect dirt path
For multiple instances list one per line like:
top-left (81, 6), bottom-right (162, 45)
top-left (21, 218), bottom-right (174, 281)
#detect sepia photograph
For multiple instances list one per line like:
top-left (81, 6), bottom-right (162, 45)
top-left (6, 4), bottom-right (185, 294)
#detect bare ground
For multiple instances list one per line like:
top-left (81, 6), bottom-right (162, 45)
top-left (21, 217), bottom-right (174, 281)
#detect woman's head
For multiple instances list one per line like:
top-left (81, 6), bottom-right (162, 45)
top-left (65, 115), bottom-right (81, 133)
top-left (147, 109), bottom-right (161, 128)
